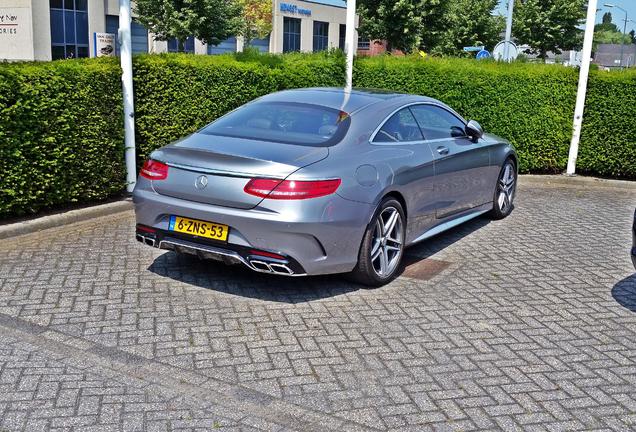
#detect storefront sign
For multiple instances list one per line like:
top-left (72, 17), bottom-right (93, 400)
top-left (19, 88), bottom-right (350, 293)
top-left (0, 7), bottom-right (34, 61)
top-left (94, 32), bottom-right (116, 57)
top-left (280, 3), bottom-right (311, 16)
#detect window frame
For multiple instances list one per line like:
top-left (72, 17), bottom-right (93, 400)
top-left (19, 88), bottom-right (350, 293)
top-left (50, 0), bottom-right (89, 59)
top-left (370, 102), bottom-right (468, 145)
top-left (283, 17), bottom-right (301, 53)
top-left (312, 21), bottom-right (329, 52)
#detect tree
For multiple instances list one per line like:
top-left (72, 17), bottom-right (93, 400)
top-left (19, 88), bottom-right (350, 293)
top-left (513, 0), bottom-right (586, 60)
top-left (594, 11), bottom-right (619, 33)
top-left (236, 0), bottom-right (272, 47)
top-left (434, 0), bottom-right (504, 55)
top-left (134, 0), bottom-right (242, 52)
top-left (630, 29), bottom-right (636, 45)
top-left (357, 0), bottom-right (449, 53)
top-left (594, 30), bottom-right (632, 45)
top-left (593, 11), bottom-right (632, 48)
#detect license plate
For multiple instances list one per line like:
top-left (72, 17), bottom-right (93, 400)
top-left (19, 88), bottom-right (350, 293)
top-left (168, 215), bottom-right (229, 242)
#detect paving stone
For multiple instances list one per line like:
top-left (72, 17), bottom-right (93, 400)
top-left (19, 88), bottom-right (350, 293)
top-left (0, 183), bottom-right (635, 431)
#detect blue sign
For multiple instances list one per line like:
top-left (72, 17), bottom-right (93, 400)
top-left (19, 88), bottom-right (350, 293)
top-left (476, 50), bottom-right (491, 59)
top-left (463, 46), bottom-right (484, 52)
top-left (280, 3), bottom-right (311, 16)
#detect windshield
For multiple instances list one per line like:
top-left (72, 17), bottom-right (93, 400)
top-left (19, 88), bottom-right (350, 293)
top-left (200, 102), bottom-right (351, 147)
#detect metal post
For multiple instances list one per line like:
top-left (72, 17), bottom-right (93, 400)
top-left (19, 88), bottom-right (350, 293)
top-left (566, 0), bottom-right (598, 176)
top-left (503, 0), bottom-right (515, 62)
top-left (620, 11), bottom-right (627, 68)
top-left (119, 0), bottom-right (137, 193)
top-left (345, 0), bottom-right (356, 91)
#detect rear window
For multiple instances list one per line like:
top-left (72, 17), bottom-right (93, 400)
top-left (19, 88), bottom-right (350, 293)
top-left (200, 102), bottom-right (351, 147)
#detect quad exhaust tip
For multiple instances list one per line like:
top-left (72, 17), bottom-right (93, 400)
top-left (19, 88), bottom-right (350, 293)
top-left (248, 259), bottom-right (294, 275)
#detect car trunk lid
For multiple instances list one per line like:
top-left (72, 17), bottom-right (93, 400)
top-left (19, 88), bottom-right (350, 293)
top-left (149, 133), bottom-right (329, 209)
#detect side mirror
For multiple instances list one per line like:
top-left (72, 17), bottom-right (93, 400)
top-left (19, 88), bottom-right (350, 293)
top-left (466, 120), bottom-right (484, 142)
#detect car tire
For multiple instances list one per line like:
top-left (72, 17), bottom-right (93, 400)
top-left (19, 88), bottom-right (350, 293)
top-left (489, 158), bottom-right (517, 220)
top-left (349, 197), bottom-right (406, 287)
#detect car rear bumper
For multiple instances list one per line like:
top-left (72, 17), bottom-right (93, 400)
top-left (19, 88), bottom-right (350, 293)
top-left (132, 188), bottom-right (373, 276)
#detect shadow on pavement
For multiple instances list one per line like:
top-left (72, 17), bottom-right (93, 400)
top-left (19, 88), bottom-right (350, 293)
top-left (612, 273), bottom-right (636, 313)
top-left (146, 215), bottom-right (492, 302)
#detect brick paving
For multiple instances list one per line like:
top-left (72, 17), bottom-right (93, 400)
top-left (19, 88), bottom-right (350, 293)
top-left (0, 180), bottom-right (635, 431)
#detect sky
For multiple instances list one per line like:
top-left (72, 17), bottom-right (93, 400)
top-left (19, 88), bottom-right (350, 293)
top-left (496, 0), bottom-right (636, 35)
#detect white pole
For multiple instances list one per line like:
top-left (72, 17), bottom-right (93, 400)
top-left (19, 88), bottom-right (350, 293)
top-left (345, 0), bottom-right (356, 91)
top-left (566, 0), bottom-right (597, 176)
top-left (503, 0), bottom-right (514, 62)
top-left (119, 0), bottom-right (137, 192)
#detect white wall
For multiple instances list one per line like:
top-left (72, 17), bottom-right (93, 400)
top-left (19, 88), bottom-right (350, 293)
top-left (271, 0), bottom-right (357, 53)
top-left (0, 0), bottom-right (35, 61)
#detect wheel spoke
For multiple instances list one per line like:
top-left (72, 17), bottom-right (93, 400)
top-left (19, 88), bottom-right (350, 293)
top-left (382, 247), bottom-right (390, 275)
top-left (371, 240), bottom-right (382, 261)
top-left (498, 192), bottom-right (506, 210)
top-left (383, 210), bottom-right (399, 236)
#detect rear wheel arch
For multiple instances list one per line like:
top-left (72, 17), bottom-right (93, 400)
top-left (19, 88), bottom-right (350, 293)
top-left (379, 191), bottom-right (408, 222)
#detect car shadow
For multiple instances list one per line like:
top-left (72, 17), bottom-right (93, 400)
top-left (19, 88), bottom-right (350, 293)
top-left (611, 273), bottom-right (636, 313)
top-left (146, 215), bottom-right (492, 303)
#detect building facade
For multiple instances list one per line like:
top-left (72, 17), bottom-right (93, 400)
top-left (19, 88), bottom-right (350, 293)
top-left (594, 43), bottom-right (636, 69)
top-left (0, 0), bottom-right (358, 61)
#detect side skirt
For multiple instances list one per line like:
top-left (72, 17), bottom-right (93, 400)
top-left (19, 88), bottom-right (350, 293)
top-left (408, 206), bottom-right (491, 246)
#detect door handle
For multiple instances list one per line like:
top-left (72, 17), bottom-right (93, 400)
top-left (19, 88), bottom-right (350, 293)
top-left (436, 146), bottom-right (449, 156)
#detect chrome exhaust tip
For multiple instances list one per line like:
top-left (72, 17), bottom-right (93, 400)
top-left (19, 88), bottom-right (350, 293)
top-left (248, 259), bottom-right (294, 275)
top-left (269, 263), bottom-right (293, 275)
top-left (136, 234), bottom-right (144, 243)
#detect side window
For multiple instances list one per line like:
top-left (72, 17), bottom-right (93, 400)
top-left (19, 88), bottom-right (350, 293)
top-left (410, 105), bottom-right (467, 140)
top-left (373, 109), bottom-right (424, 143)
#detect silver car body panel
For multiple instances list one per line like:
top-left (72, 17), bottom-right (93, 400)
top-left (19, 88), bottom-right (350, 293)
top-left (133, 88), bottom-right (516, 276)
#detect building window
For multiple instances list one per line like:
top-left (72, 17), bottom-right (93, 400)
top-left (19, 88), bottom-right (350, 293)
top-left (339, 24), bottom-right (346, 51)
top-left (283, 17), bottom-right (301, 53)
top-left (168, 36), bottom-right (195, 53)
top-left (208, 37), bottom-right (237, 55)
top-left (50, 0), bottom-right (89, 59)
top-left (313, 21), bottom-right (329, 52)
top-left (358, 38), bottom-right (370, 50)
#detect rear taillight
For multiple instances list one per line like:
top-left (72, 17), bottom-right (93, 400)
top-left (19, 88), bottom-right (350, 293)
top-left (140, 160), bottom-right (168, 180)
top-left (244, 178), bottom-right (341, 200)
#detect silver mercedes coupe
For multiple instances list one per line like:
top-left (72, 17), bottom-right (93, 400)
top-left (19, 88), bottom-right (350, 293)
top-left (133, 88), bottom-right (517, 286)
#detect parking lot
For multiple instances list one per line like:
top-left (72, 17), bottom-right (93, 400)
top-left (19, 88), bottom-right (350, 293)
top-left (0, 179), bottom-right (635, 431)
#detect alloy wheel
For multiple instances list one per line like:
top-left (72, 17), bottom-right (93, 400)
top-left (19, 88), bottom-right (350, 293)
top-left (370, 206), bottom-right (403, 277)
top-left (497, 162), bottom-right (516, 213)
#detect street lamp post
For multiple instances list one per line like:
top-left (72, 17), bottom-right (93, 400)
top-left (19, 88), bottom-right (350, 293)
top-left (566, 0), bottom-right (598, 176)
top-left (345, 0), bottom-right (356, 91)
top-left (503, 0), bottom-right (515, 62)
top-left (604, 3), bottom-right (629, 69)
top-left (119, 0), bottom-right (136, 193)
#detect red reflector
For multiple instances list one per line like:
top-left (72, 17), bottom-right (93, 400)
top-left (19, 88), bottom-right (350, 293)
top-left (249, 249), bottom-right (286, 260)
top-left (244, 178), bottom-right (341, 200)
top-left (137, 225), bottom-right (156, 233)
top-left (140, 160), bottom-right (168, 180)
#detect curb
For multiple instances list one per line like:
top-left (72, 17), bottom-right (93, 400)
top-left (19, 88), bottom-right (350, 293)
top-left (519, 174), bottom-right (635, 190)
top-left (0, 199), bottom-right (133, 240)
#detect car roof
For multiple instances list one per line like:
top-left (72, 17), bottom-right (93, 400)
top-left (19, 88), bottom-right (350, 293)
top-left (256, 87), bottom-right (440, 114)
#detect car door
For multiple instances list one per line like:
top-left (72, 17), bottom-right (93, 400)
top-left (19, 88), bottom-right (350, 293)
top-left (409, 104), bottom-right (491, 219)
top-left (371, 107), bottom-right (437, 240)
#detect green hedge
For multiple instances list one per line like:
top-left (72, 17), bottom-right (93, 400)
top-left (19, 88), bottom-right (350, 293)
top-left (0, 59), bottom-right (125, 219)
top-left (578, 70), bottom-right (636, 177)
top-left (1, 52), bottom-right (634, 219)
